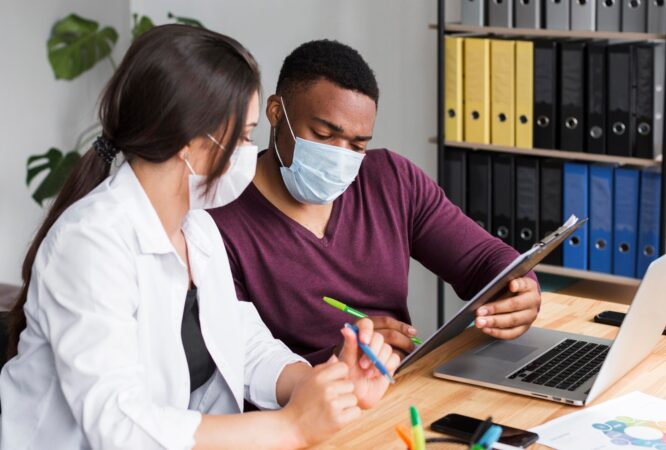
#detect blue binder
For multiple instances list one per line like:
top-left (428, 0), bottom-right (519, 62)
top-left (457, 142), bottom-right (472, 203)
top-left (563, 163), bottom-right (589, 269)
top-left (636, 170), bottom-right (662, 278)
top-left (589, 165), bottom-right (614, 273)
top-left (613, 168), bottom-right (640, 277)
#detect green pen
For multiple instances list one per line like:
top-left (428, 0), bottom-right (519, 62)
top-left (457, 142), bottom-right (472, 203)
top-left (323, 296), bottom-right (423, 345)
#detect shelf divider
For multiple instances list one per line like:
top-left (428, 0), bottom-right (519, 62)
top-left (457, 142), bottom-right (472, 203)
top-left (535, 264), bottom-right (640, 286)
top-left (428, 138), bottom-right (662, 168)
top-left (429, 23), bottom-right (666, 41)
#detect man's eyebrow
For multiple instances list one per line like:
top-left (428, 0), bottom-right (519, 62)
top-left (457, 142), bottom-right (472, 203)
top-left (245, 122), bottom-right (259, 127)
top-left (312, 117), bottom-right (373, 141)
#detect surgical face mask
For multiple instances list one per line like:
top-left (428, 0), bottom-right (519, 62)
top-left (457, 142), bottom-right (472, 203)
top-left (185, 134), bottom-right (258, 210)
top-left (273, 98), bottom-right (365, 205)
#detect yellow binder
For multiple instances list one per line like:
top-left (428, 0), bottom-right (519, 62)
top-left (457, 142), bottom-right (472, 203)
top-left (515, 40), bottom-right (534, 149)
top-left (464, 38), bottom-right (491, 144)
top-left (445, 36), bottom-right (464, 142)
top-left (491, 39), bottom-right (516, 146)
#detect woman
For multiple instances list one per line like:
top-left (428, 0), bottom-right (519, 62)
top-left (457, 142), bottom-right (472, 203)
top-left (1, 25), bottom-right (398, 449)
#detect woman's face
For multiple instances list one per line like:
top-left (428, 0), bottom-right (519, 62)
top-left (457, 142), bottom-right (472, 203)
top-left (186, 90), bottom-right (261, 176)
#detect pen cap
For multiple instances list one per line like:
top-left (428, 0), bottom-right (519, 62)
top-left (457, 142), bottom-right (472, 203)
top-left (323, 296), bottom-right (346, 310)
top-left (410, 406), bottom-right (422, 426)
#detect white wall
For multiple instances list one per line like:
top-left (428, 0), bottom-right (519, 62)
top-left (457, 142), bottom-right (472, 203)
top-left (133, 0), bottom-right (444, 335)
top-left (1, 0), bottom-right (461, 336)
top-left (0, 0), bottom-right (130, 282)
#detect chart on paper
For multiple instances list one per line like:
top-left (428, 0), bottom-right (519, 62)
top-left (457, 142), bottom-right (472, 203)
top-left (530, 392), bottom-right (666, 450)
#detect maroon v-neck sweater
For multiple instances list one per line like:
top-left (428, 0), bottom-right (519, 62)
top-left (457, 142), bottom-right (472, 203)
top-left (209, 149), bottom-right (535, 364)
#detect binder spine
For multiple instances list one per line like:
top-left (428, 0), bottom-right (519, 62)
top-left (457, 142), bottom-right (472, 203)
top-left (546, 0), bottom-right (571, 30)
top-left (587, 43), bottom-right (608, 155)
top-left (648, 0), bottom-right (666, 33)
top-left (534, 40), bottom-right (559, 149)
top-left (597, 0), bottom-right (622, 32)
top-left (622, 0), bottom-right (647, 32)
top-left (634, 44), bottom-right (656, 159)
top-left (462, 0), bottom-right (486, 26)
top-left (515, 0), bottom-right (542, 28)
top-left (559, 41), bottom-right (587, 152)
top-left (571, 0), bottom-right (597, 30)
top-left (488, 0), bottom-right (514, 27)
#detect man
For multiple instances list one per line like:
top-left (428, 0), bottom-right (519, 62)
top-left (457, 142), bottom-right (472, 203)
top-left (209, 40), bottom-right (540, 365)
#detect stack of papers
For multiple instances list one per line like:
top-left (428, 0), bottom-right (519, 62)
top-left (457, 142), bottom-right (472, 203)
top-left (531, 392), bottom-right (666, 449)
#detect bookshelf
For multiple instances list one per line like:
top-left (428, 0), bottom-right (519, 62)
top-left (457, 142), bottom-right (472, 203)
top-left (432, 1), bottom-right (666, 325)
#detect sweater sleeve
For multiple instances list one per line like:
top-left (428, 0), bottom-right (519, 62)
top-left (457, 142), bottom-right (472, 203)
top-left (390, 152), bottom-right (538, 300)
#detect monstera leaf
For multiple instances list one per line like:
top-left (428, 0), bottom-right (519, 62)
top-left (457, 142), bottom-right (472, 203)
top-left (167, 11), bottom-right (205, 28)
top-left (47, 14), bottom-right (118, 80)
top-left (27, 148), bottom-right (81, 205)
top-left (132, 14), bottom-right (155, 41)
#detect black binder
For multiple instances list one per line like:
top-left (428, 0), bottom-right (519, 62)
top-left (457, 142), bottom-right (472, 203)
top-left (533, 39), bottom-right (559, 150)
top-left (607, 43), bottom-right (635, 157)
top-left (539, 159), bottom-right (564, 266)
top-left (442, 147), bottom-right (467, 210)
top-left (587, 41), bottom-right (608, 155)
top-left (514, 157), bottom-right (540, 254)
top-left (492, 154), bottom-right (515, 247)
top-left (559, 40), bottom-right (587, 151)
top-left (467, 152), bottom-right (492, 233)
top-left (633, 43), bottom-right (656, 159)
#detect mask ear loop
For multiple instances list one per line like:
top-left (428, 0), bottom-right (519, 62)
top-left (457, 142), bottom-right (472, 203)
top-left (279, 97), bottom-right (297, 141)
top-left (183, 152), bottom-right (196, 175)
top-left (273, 96), bottom-right (296, 168)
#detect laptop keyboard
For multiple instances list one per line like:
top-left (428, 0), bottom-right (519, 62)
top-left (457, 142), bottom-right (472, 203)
top-left (507, 339), bottom-right (609, 391)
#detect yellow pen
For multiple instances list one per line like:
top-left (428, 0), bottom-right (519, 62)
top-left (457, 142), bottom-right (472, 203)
top-left (410, 405), bottom-right (426, 450)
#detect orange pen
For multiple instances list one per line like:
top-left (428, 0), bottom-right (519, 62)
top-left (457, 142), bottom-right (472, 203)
top-left (394, 423), bottom-right (414, 450)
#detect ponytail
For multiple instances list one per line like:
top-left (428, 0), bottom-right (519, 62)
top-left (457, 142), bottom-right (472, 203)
top-left (6, 24), bottom-right (260, 359)
top-left (7, 149), bottom-right (111, 358)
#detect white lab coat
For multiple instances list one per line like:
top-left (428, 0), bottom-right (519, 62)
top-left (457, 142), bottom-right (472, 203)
top-left (0, 162), bottom-right (305, 450)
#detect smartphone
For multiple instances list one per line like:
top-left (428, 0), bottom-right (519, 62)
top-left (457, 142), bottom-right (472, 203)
top-left (594, 310), bottom-right (666, 335)
top-left (431, 413), bottom-right (539, 448)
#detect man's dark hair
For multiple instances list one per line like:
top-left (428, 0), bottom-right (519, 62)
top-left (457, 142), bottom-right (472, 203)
top-left (276, 39), bottom-right (379, 105)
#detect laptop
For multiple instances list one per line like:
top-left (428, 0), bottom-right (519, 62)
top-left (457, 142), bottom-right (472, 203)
top-left (433, 255), bottom-right (666, 406)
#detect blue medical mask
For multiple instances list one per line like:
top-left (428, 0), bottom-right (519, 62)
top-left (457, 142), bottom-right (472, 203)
top-left (273, 98), bottom-right (365, 205)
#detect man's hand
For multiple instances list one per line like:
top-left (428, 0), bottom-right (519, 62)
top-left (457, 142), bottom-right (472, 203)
top-left (475, 277), bottom-right (541, 339)
top-left (360, 316), bottom-right (417, 357)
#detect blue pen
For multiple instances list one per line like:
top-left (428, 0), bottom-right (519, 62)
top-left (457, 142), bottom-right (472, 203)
top-left (476, 424), bottom-right (503, 449)
top-left (344, 323), bottom-right (395, 384)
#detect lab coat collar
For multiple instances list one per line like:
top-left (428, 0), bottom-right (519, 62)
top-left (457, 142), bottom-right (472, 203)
top-left (109, 162), bottom-right (212, 258)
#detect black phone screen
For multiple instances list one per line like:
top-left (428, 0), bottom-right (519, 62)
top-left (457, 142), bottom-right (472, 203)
top-left (431, 413), bottom-right (539, 448)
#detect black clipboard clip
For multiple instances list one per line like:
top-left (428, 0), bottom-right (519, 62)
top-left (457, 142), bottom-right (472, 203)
top-left (534, 215), bottom-right (588, 249)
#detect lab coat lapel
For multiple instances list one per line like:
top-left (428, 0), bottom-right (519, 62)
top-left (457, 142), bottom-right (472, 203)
top-left (185, 212), bottom-right (245, 410)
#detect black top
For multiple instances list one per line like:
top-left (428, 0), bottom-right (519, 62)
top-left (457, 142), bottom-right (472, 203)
top-left (181, 287), bottom-right (216, 392)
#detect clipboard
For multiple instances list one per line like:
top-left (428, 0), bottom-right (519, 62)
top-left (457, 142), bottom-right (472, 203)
top-left (396, 215), bottom-right (588, 374)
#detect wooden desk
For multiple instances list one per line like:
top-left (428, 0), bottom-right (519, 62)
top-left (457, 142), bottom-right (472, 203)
top-left (313, 292), bottom-right (666, 449)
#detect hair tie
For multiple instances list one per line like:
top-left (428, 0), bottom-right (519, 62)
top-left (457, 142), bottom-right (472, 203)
top-left (93, 136), bottom-right (120, 165)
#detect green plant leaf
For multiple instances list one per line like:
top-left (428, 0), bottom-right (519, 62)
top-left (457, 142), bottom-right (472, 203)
top-left (27, 148), bottom-right (81, 205)
top-left (132, 13), bottom-right (155, 41)
top-left (167, 11), bottom-right (205, 28)
top-left (47, 14), bottom-right (118, 80)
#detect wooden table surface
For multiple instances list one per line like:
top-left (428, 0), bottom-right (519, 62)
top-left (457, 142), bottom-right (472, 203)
top-left (312, 292), bottom-right (666, 449)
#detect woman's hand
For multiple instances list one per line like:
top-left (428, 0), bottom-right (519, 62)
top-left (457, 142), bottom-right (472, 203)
top-left (281, 357), bottom-right (360, 447)
top-left (339, 317), bottom-right (401, 409)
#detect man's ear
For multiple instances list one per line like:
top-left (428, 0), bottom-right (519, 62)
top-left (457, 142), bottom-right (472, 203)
top-left (266, 94), bottom-right (283, 128)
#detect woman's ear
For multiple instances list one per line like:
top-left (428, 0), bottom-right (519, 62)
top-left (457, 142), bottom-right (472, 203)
top-left (178, 144), bottom-right (191, 162)
top-left (266, 94), bottom-right (283, 129)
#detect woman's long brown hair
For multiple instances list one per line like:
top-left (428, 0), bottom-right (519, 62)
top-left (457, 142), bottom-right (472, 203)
top-left (7, 24), bottom-right (261, 358)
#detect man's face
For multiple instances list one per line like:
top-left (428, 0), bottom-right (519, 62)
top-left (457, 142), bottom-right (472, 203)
top-left (267, 78), bottom-right (377, 167)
